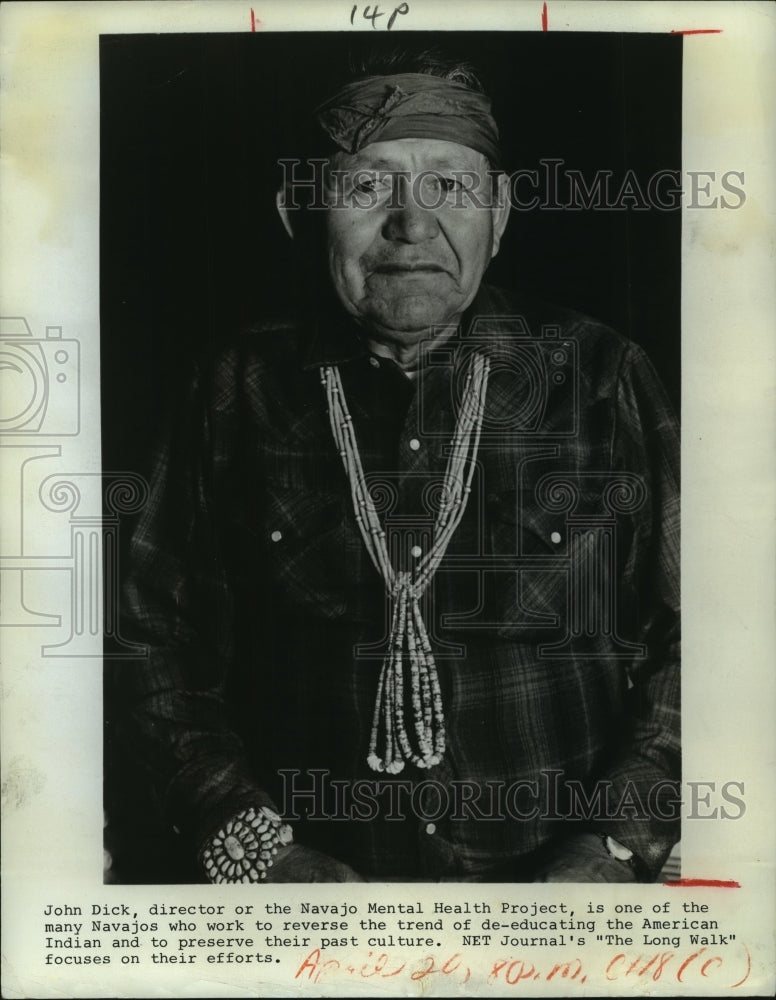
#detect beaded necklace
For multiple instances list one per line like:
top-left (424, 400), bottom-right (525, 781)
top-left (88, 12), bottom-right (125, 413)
top-left (321, 352), bottom-right (490, 774)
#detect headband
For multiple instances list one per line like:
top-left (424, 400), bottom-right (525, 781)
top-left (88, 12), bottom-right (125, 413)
top-left (314, 73), bottom-right (501, 166)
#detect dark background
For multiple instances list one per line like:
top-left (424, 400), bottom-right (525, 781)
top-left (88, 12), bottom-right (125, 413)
top-left (101, 31), bottom-right (681, 883)
top-left (100, 30), bottom-right (681, 480)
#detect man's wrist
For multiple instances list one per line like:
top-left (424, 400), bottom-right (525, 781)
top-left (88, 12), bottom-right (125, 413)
top-left (200, 806), bottom-right (293, 883)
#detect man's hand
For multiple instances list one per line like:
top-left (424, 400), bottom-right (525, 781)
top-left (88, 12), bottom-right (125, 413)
top-left (263, 843), bottom-right (365, 883)
top-left (533, 833), bottom-right (640, 883)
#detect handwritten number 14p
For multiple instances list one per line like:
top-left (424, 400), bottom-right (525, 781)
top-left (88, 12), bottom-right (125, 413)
top-left (351, 4), bottom-right (410, 30)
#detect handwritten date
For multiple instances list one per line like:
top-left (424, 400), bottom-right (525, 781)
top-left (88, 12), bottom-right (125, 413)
top-left (295, 943), bottom-right (752, 989)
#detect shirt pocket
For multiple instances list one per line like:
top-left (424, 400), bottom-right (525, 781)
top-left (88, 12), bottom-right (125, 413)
top-left (484, 488), bottom-right (569, 640)
top-left (262, 469), bottom-right (358, 620)
top-left (488, 485), bottom-right (641, 661)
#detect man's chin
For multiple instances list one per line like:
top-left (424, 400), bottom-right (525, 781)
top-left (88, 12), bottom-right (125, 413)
top-left (360, 296), bottom-right (461, 343)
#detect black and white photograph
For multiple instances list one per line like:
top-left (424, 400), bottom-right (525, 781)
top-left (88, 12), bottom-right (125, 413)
top-left (101, 30), bottom-right (682, 887)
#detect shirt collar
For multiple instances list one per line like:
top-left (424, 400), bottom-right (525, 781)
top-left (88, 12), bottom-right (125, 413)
top-left (302, 321), bottom-right (366, 370)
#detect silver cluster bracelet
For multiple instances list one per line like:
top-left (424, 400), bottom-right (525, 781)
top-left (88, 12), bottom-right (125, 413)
top-left (201, 806), bottom-right (293, 883)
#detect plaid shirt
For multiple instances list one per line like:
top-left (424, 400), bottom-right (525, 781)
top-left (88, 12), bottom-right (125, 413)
top-left (115, 284), bottom-right (680, 881)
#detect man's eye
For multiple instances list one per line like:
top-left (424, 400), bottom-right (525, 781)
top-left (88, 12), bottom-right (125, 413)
top-left (419, 174), bottom-right (462, 196)
top-left (353, 175), bottom-right (388, 194)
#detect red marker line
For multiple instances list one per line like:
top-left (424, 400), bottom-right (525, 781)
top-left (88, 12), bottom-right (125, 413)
top-left (730, 943), bottom-right (752, 989)
top-left (670, 28), bottom-right (722, 35)
top-left (541, 2), bottom-right (548, 31)
top-left (251, 8), bottom-right (256, 31)
top-left (663, 878), bottom-right (740, 888)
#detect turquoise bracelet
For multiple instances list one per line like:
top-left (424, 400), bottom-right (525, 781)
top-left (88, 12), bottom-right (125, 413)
top-left (201, 806), bottom-right (293, 883)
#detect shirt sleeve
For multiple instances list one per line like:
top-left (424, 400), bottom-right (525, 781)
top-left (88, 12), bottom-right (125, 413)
top-left (110, 357), bottom-right (279, 871)
top-left (585, 341), bottom-right (681, 879)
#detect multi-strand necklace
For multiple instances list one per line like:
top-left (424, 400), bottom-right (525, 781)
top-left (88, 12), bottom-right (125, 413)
top-left (321, 351), bottom-right (490, 774)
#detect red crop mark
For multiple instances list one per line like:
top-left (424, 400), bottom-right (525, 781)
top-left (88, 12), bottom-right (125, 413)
top-left (541, 2), bottom-right (548, 31)
top-left (669, 28), bottom-right (722, 35)
top-left (663, 878), bottom-right (740, 888)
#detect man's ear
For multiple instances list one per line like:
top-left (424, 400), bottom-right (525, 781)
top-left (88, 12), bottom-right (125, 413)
top-left (490, 172), bottom-right (512, 258)
top-left (276, 189), bottom-right (295, 240)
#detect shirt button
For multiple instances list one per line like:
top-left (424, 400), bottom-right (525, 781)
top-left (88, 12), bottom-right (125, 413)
top-left (409, 438), bottom-right (421, 451)
top-left (411, 545), bottom-right (422, 559)
top-left (270, 530), bottom-right (283, 542)
top-left (369, 357), bottom-right (380, 368)
top-left (425, 823), bottom-right (436, 835)
top-left (550, 531), bottom-right (562, 544)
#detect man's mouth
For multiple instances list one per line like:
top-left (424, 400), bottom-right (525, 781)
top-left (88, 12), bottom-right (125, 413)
top-left (371, 263), bottom-right (447, 274)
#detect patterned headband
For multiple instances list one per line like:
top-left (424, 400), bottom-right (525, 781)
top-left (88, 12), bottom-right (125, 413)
top-left (314, 73), bottom-right (501, 166)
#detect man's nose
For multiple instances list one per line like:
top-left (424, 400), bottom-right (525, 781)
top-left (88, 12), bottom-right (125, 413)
top-left (382, 178), bottom-right (440, 243)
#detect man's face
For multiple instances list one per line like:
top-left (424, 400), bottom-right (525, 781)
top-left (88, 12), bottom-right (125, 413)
top-left (324, 138), bottom-right (510, 346)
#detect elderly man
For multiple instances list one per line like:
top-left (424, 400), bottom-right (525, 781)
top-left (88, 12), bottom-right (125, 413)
top-left (115, 51), bottom-right (680, 884)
